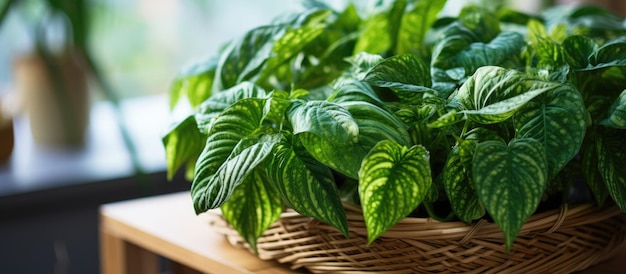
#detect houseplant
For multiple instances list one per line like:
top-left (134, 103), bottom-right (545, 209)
top-left (164, 0), bottom-right (626, 272)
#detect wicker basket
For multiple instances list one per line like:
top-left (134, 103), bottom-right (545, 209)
top-left (206, 202), bottom-right (626, 273)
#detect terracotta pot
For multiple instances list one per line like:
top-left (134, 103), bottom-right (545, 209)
top-left (13, 50), bottom-right (89, 148)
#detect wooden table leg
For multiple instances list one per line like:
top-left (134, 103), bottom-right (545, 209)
top-left (100, 227), bottom-right (159, 274)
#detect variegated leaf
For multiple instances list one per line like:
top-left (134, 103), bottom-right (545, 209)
top-left (221, 167), bottom-right (284, 252)
top-left (515, 84), bottom-right (587, 179)
top-left (443, 140), bottom-right (484, 222)
top-left (473, 139), bottom-right (548, 251)
top-left (359, 141), bottom-right (432, 244)
top-left (266, 133), bottom-right (349, 236)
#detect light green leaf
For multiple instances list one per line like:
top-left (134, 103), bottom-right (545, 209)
top-left (339, 101), bottom-right (411, 150)
top-left (396, 0), bottom-right (447, 56)
top-left (473, 139), bottom-right (548, 251)
top-left (515, 84), bottom-right (587, 179)
top-left (359, 141), bottom-right (432, 244)
top-left (266, 133), bottom-right (348, 236)
top-left (458, 66), bottom-right (557, 124)
top-left (443, 140), bottom-right (484, 222)
top-left (195, 82), bottom-right (267, 133)
top-left (286, 100), bottom-right (359, 143)
top-left (597, 129), bottom-right (626, 213)
top-left (345, 52), bottom-right (384, 80)
top-left (354, 0), bottom-right (406, 55)
top-left (162, 115), bottom-right (206, 180)
top-left (221, 167), bottom-right (283, 252)
top-left (600, 89), bottom-right (626, 129)
top-left (169, 56), bottom-right (218, 110)
top-left (299, 132), bottom-right (366, 179)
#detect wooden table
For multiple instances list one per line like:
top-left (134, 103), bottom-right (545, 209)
top-left (100, 192), bottom-right (626, 274)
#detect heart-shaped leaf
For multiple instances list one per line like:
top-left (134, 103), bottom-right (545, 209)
top-left (443, 140), bottom-right (484, 222)
top-left (266, 133), bottom-right (348, 236)
top-left (221, 167), bottom-right (284, 252)
top-left (515, 84), bottom-right (587, 179)
top-left (473, 139), bottom-right (548, 251)
top-left (597, 129), bottom-right (626, 213)
top-left (359, 141), bottom-right (431, 243)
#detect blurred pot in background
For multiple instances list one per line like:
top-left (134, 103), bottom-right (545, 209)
top-left (13, 48), bottom-right (89, 148)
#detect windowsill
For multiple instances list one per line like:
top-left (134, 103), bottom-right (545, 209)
top-left (0, 94), bottom-right (180, 199)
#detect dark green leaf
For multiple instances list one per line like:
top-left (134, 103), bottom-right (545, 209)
top-left (443, 140), bottom-right (484, 222)
top-left (162, 115), bottom-right (206, 180)
top-left (362, 53), bottom-right (434, 103)
top-left (191, 98), bottom-right (271, 213)
top-left (563, 35), bottom-right (597, 69)
top-left (221, 167), bottom-right (283, 252)
top-left (473, 139), bottom-right (548, 251)
top-left (515, 84), bottom-right (587, 179)
top-left (581, 140), bottom-right (609, 206)
top-left (600, 89), bottom-right (626, 129)
top-left (215, 25), bottom-right (284, 90)
top-left (359, 141), bottom-right (432, 243)
top-left (267, 133), bottom-right (348, 236)
top-left (597, 129), bottom-right (626, 213)
top-left (192, 133), bottom-right (278, 213)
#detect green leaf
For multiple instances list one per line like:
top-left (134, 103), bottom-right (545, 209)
top-left (563, 35), bottom-right (597, 69)
top-left (515, 84), bottom-right (587, 179)
top-left (458, 66), bottom-right (557, 124)
top-left (359, 141), bottom-right (432, 243)
top-left (286, 100), bottom-right (359, 143)
top-left (195, 82), bottom-right (267, 133)
top-left (192, 133), bottom-right (279, 214)
top-left (162, 115), bottom-right (206, 180)
top-left (600, 89), bottom-right (626, 129)
top-left (456, 31), bottom-right (525, 73)
top-left (330, 79), bottom-right (386, 109)
top-left (191, 98), bottom-right (272, 213)
top-left (339, 101), bottom-right (411, 150)
top-left (221, 167), bottom-right (283, 252)
top-left (353, 0), bottom-right (407, 55)
top-left (363, 54), bottom-right (431, 88)
top-left (473, 139), bottom-right (548, 251)
top-left (266, 133), bottom-right (348, 236)
top-left (581, 140), bottom-right (609, 206)
top-left (589, 36), bottom-right (626, 69)
top-left (299, 132), bottom-right (366, 179)
top-left (396, 0), bottom-right (447, 56)
top-left (597, 129), bottom-right (626, 213)
top-left (214, 25), bottom-right (284, 90)
top-left (260, 23), bottom-right (327, 80)
top-left (345, 52), bottom-right (384, 80)
top-left (443, 140), bottom-right (484, 222)
top-left (169, 56), bottom-right (218, 109)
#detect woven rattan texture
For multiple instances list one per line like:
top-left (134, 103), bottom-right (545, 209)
top-left (207, 203), bottom-right (626, 273)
